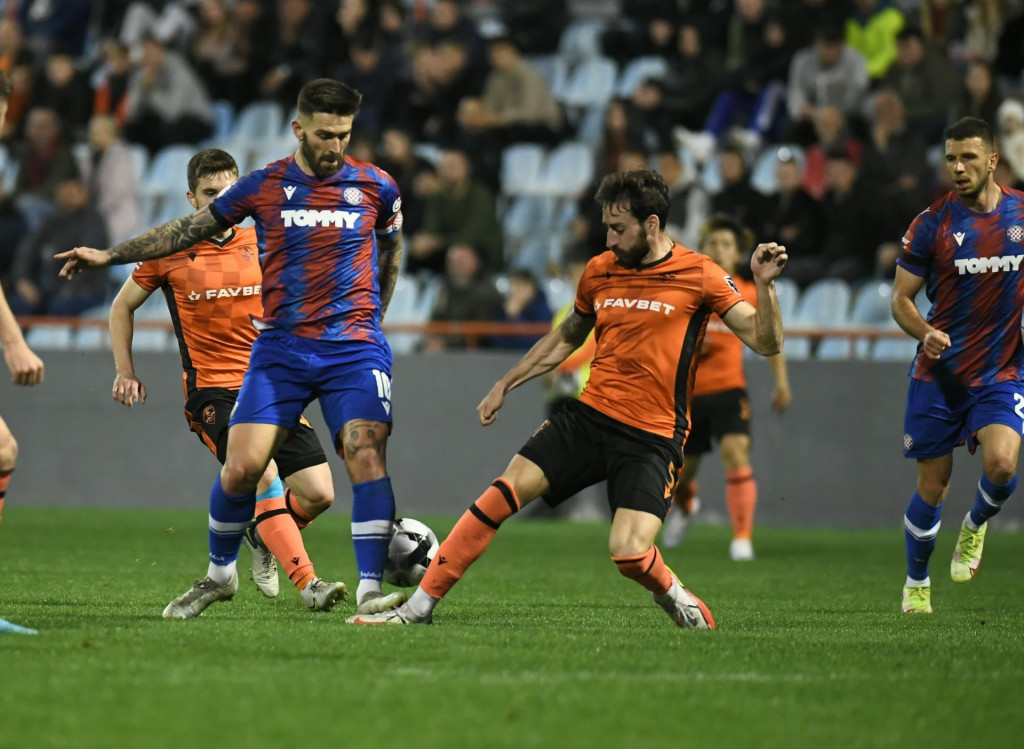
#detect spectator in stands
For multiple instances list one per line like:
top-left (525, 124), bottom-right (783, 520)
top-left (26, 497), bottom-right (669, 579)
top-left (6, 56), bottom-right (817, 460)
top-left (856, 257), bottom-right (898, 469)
top-left (230, 0), bottom-right (276, 106)
top-left (710, 143), bottom-right (770, 240)
top-left (818, 148), bottom-right (883, 283)
top-left (77, 115), bottom-right (142, 245)
top-left (376, 1), bottom-right (408, 55)
top-left (17, 0), bottom-right (91, 57)
top-left (333, 35), bottom-right (402, 138)
top-left (844, 0), bottom-right (905, 80)
top-left (602, 0), bottom-right (678, 62)
top-left (501, 0), bottom-right (568, 55)
top-left (123, 34), bottom-right (214, 154)
top-left (993, 2), bottom-right (1024, 83)
top-left (490, 268), bottom-right (552, 350)
top-left (858, 89), bottom-right (932, 235)
top-left (661, 22), bottom-right (724, 133)
top-left (786, 21), bottom-right (869, 146)
top-left (0, 18), bottom-right (34, 139)
top-left (424, 243), bottom-right (502, 351)
top-left (655, 150), bottom-right (709, 250)
top-left (408, 148), bottom-right (502, 275)
top-left (950, 59), bottom-right (1003, 129)
top-left (32, 50), bottom-right (91, 142)
top-left (11, 107), bottom-right (80, 227)
top-left (914, 0), bottom-right (967, 54)
top-left (327, 0), bottom-right (376, 73)
top-left (997, 99), bottom-right (1024, 186)
top-left (8, 177), bottom-right (108, 316)
top-left (457, 35), bottom-right (562, 147)
top-left (626, 78), bottom-right (675, 152)
top-left (760, 149), bottom-right (824, 274)
top-left (594, 99), bottom-right (632, 176)
top-left (117, 0), bottom-right (197, 51)
top-left (190, 0), bottom-right (252, 108)
top-left (801, 105), bottom-right (863, 200)
top-left (415, 0), bottom-right (486, 68)
top-left (376, 127), bottom-right (435, 239)
top-left (92, 39), bottom-right (133, 129)
top-left (422, 40), bottom-right (487, 143)
top-left (260, 0), bottom-right (332, 108)
top-left (881, 26), bottom-right (958, 142)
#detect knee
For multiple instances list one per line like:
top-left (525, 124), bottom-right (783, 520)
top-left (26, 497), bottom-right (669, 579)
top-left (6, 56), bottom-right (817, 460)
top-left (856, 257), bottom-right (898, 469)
top-left (608, 534), bottom-right (651, 560)
top-left (916, 475), bottom-right (950, 504)
top-left (221, 458), bottom-right (262, 494)
top-left (984, 455), bottom-right (1017, 486)
top-left (0, 434), bottom-right (17, 472)
top-left (298, 486), bottom-right (334, 515)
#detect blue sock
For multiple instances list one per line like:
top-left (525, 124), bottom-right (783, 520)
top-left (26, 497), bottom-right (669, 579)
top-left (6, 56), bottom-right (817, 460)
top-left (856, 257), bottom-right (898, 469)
top-left (904, 492), bottom-right (942, 582)
top-left (969, 474), bottom-right (1016, 528)
top-left (351, 477), bottom-right (396, 581)
top-left (208, 475), bottom-right (255, 566)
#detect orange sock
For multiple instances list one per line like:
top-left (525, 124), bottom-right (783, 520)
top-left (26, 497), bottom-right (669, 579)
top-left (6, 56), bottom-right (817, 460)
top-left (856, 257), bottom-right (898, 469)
top-left (0, 470), bottom-right (10, 524)
top-left (284, 489), bottom-right (314, 531)
top-left (673, 479), bottom-right (699, 516)
top-left (419, 479), bottom-right (520, 600)
top-left (254, 496), bottom-right (315, 589)
top-left (725, 466), bottom-right (757, 540)
top-left (612, 546), bottom-right (674, 595)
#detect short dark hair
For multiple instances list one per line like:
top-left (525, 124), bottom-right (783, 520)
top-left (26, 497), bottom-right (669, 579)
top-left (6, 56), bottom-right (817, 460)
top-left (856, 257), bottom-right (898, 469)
top-left (0, 69), bottom-right (11, 101)
top-left (297, 78), bottom-right (362, 119)
top-left (944, 117), bottom-right (994, 150)
top-left (699, 214), bottom-right (754, 254)
top-left (187, 148), bottom-right (239, 194)
top-left (594, 169), bottom-right (670, 227)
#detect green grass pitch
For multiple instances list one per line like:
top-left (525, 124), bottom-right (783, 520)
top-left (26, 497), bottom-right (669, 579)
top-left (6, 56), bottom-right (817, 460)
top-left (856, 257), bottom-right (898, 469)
top-left (1, 507), bottom-right (1022, 749)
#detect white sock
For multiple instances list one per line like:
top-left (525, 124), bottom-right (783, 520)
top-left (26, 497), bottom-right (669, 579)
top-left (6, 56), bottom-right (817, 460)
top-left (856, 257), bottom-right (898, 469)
top-left (207, 561), bottom-right (236, 585)
top-left (406, 587), bottom-right (440, 618)
top-left (356, 579), bottom-right (381, 604)
top-left (905, 575), bottom-right (930, 588)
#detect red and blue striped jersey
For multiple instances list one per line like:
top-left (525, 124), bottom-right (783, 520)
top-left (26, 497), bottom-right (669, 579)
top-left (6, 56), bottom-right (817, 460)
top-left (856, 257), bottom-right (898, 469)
top-left (209, 154), bottom-right (402, 342)
top-left (897, 185), bottom-right (1024, 386)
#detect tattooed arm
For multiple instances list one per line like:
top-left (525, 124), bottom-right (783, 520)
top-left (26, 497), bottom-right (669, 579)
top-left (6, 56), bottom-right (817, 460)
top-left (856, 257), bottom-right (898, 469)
top-left (377, 232), bottom-right (404, 319)
top-left (56, 206), bottom-right (227, 278)
top-left (477, 309), bottom-right (595, 425)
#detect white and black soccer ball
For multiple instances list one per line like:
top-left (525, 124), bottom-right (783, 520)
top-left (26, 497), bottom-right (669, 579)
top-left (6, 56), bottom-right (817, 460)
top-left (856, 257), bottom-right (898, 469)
top-left (384, 517), bottom-right (439, 587)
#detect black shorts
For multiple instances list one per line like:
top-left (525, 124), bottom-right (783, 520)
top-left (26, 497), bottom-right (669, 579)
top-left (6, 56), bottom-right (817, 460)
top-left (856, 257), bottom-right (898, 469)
top-left (183, 387), bottom-right (328, 478)
top-left (683, 388), bottom-right (751, 457)
top-left (518, 398), bottom-right (682, 520)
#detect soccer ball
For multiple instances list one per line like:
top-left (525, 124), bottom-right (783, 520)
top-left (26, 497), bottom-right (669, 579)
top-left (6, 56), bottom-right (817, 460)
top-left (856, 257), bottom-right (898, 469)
top-left (384, 517), bottom-right (439, 587)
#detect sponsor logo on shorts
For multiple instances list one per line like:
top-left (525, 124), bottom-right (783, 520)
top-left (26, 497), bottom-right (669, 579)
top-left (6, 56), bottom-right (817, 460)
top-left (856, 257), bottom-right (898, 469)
top-left (202, 405), bottom-right (216, 425)
top-left (280, 209), bottom-right (360, 228)
top-left (597, 298), bottom-right (676, 314)
top-left (953, 254), bottom-right (1024, 275)
top-left (531, 419), bottom-right (551, 438)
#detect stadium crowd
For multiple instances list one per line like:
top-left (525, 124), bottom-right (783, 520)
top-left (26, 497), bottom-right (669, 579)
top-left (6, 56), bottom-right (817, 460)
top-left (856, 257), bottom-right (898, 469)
top-left (0, 0), bottom-right (1022, 347)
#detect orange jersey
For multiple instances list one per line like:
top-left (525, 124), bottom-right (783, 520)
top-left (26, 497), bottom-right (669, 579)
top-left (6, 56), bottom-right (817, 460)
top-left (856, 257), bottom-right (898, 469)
top-left (575, 244), bottom-right (744, 442)
top-left (132, 226), bottom-right (261, 396)
top-left (692, 276), bottom-right (756, 397)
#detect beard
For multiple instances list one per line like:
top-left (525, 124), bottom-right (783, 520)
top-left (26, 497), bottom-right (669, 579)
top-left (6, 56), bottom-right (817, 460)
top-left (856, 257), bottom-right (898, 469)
top-left (612, 232), bottom-right (650, 269)
top-left (300, 134), bottom-right (343, 179)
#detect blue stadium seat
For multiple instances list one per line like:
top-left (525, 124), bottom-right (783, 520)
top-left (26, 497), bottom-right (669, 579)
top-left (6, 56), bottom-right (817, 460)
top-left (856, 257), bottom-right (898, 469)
top-left (575, 104), bottom-right (607, 145)
top-left (850, 280), bottom-right (896, 327)
top-left (25, 324), bottom-right (73, 350)
top-left (559, 57), bottom-right (618, 109)
top-left (231, 100), bottom-right (284, 142)
top-left (557, 20), bottom-right (605, 63)
top-left (128, 144), bottom-right (149, 184)
top-left (872, 337), bottom-right (920, 362)
top-left (142, 144), bottom-right (196, 198)
top-left (384, 274), bottom-right (431, 355)
top-left (793, 278), bottom-right (851, 327)
top-left (774, 276), bottom-right (800, 323)
top-left (501, 143), bottom-right (546, 196)
top-left (208, 100), bottom-right (236, 142)
top-left (533, 141), bottom-right (594, 198)
top-left (413, 142), bottom-right (443, 168)
top-left (751, 144), bottom-right (805, 195)
top-left (528, 54), bottom-right (569, 98)
top-left (615, 56), bottom-right (668, 98)
top-left (544, 275), bottom-right (576, 313)
top-left (502, 196), bottom-right (556, 244)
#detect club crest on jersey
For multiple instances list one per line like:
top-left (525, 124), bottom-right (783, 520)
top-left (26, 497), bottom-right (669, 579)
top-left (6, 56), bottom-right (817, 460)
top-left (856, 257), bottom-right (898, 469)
top-left (239, 246), bottom-right (255, 263)
top-left (343, 187), bottom-right (364, 205)
top-left (724, 275), bottom-right (739, 294)
top-left (1009, 225), bottom-right (1023, 244)
top-left (283, 185), bottom-right (297, 200)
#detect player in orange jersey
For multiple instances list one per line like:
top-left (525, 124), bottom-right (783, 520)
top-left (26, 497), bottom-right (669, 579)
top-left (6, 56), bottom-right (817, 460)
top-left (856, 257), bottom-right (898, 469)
top-left (350, 169), bottom-right (788, 627)
top-left (108, 148), bottom-right (348, 616)
top-left (0, 69), bottom-right (45, 635)
top-left (662, 215), bottom-right (792, 559)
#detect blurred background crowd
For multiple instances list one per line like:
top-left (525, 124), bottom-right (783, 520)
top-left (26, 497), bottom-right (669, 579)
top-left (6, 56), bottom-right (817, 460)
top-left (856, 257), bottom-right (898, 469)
top-left (0, 0), bottom-right (1022, 353)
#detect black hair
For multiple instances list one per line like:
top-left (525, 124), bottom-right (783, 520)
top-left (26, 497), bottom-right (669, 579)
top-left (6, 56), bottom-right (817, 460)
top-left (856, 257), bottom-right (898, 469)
top-left (297, 78), bottom-right (363, 119)
top-left (187, 148), bottom-right (239, 194)
top-left (944, 117), bottom-right (994, 150)
top-left (699, 213), bottom-right (754, 254)
top-left (594, 169), bottom-right (670, 227)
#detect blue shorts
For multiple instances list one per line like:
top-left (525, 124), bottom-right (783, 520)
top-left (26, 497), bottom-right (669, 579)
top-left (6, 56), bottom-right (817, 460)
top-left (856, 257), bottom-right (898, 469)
top-left (230, 329), bottom-right (394, 443)
top-left (902, 378), bottom-right (1024, 459)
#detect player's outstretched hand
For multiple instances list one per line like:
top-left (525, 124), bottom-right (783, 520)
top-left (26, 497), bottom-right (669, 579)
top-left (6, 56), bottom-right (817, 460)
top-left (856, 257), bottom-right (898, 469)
top-left (922, 329), bottom-right (951, 360)
top-left (4, 340), bottom-right (43, 386)
top-left (477, 382), bottom-right (506, 426)
top-left (113, 373), bottom-right (147, 408)
top-left (56, 247), bottom-right (112, 279)
top-left (750, 242), bottom-right (788, 283)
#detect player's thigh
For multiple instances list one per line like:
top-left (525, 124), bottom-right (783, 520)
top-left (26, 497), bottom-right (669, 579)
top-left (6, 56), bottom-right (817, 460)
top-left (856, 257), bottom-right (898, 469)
top-left (497, 453), bottom-right (551, 509)
top-left (275, 417), bottom-right (329, 480)
top-left (976, 423), bottom-right (1022, 481)
top-left (718, 433), bottom-right (751, 470)
top-left (902, 378), bottom-right (970, 459)
top-left (184, 388), bottom-right (236, 464)
top-left (316, 359), bottom-right (393, 450)
top-left (223, 422), bottom-right (290, 478)
top-left (516, 399), bottom-right (608, 509)
top-left (969, 382), bottom-right (1024, 478)
top-left (0, 412), bottom-right (16, 469)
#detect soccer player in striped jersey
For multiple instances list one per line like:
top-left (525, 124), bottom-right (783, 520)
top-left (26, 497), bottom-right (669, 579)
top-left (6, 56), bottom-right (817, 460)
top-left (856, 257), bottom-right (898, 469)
top-left (109, 148), bottom-right (346, 617)
top-left (58, 79), bottom-right (407, 617)
top-left (894, 117), bottom-right (1024, 614)
top-left (0, 69), bottom-right (45, 635)
top-left (350, 169), bottom-right (787, 627)
top-left (663, 215), bottom-right (792, 559)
